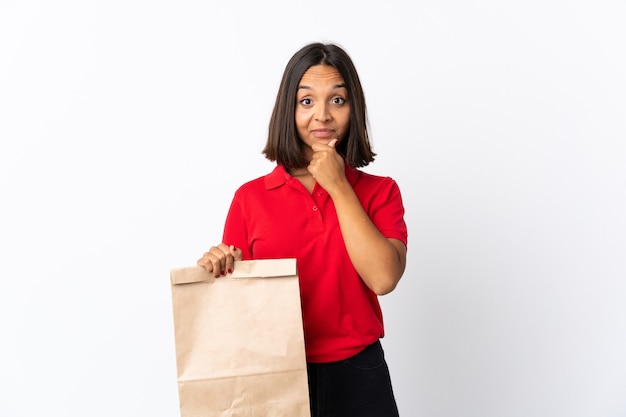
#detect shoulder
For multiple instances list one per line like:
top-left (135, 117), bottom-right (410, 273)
top-left (350, 167), bottom-right (401, 190)
top-left (233, 165), bottom-right (286, 196)
top-left (235, 175), bottom-right (266, 192)
top-left (349, 168), bottom-right (405, 207)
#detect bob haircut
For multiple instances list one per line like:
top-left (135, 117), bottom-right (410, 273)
top-left (263, 42), bottom-right (376, 169)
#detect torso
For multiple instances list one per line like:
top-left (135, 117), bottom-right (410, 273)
top-left (223, 165), bottom-right (408, 362)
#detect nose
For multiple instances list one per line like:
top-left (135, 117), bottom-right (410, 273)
top-left (314, 103), bottom-right (331, 122)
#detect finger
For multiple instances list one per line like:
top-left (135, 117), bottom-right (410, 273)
top-left (223, 245), bottom-right (235, 275)
top-left (213, 256), bottom-right (225, 278)
top-left (328, 138), bottom-right (338, 148)
top-left (199, 253), bottom-right (222, 278)
top-left (222, 245), bottom-right (242, 275)
top-left (213, 244), bottom-right (231, 277)
top-left (229, 245), bottom-right (243, 261)
top-left (196, 253), bottom-right (214, 273)
top-left (311, 141), bottom-right (334, 153)
top-left (200, 246), bottom-right (228, 278)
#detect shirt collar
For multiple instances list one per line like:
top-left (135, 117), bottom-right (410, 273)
top-left (264, 164), bottom-right (359, 190)
top-left (264, 165), bottom-right (291, 190)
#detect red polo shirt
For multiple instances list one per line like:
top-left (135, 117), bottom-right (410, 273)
top-left (222, 164), bottom-right (408, 363)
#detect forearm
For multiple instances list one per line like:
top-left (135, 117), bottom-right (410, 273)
top-left (330, 182), bottom-right (406, 295)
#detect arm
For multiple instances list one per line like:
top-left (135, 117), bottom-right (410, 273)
top-left (331, 183), bottom-right (406, 294)
top-left (309, 140), bottom-right (407, 295)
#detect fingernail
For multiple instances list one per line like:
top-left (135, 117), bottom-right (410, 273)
top-left (227, 268), bottom-right (232, 274)
top-left (221, 270), bottom-right (225, 276)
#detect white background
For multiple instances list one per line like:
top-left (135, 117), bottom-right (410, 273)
top-left (1, 1), bottom-right (625, 416)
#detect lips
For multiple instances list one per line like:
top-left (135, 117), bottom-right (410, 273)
top-left (311, 129), bottom-right (335, 138)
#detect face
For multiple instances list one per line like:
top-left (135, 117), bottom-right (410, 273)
top-left (295, 65), bottom-right (350, 158)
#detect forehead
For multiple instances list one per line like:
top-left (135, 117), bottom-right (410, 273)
top-left (299, 65), bottom-right (345, 86)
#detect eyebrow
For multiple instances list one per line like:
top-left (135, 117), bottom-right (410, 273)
top-left (298, 83), bottom-right (347, 91)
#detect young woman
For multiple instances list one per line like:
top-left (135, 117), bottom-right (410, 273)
top-left (197, 42), bottom-right (408, 417)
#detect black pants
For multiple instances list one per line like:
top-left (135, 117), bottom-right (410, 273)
top-left (307, 340), bottom-right (400, 417)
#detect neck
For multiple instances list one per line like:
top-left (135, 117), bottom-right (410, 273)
top-left (288, 168), bottom-right (311, 177)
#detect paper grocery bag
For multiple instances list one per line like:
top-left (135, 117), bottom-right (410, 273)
top-left (170, 258), bottom-right (311, 417)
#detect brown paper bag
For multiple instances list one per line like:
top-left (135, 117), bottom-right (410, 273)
top-left (170, 258), bottom-right (311, 417)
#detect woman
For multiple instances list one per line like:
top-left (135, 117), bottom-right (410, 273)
top-left (197, 42), bottom-right (407, 417)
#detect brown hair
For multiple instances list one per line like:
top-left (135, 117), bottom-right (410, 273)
top-left (263, 42), bottom-right (376, 169)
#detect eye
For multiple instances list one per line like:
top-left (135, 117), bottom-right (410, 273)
top-left (332, 97), bottom-right (346, 105)
top-left (299, 98), bottom-right (313, 106)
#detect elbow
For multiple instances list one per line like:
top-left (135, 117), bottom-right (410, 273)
top-left (370, 274), bottom-right (401, 296)
top-left (373, 284), bottom-right (396, 296)
top-left (361, 240), bottom-right (406, 295)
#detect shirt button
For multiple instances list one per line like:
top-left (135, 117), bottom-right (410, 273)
top-left (312, 206), bottom-right (318, 211)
